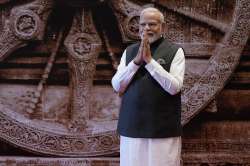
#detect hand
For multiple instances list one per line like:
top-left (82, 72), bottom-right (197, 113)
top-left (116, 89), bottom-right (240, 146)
top-left (142, 33), bottom-right (152, 63)
top-left (133, 33), bottom-right (145, 65)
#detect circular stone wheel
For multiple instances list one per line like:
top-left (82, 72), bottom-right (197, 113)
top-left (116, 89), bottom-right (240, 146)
top-left (0, 0), bottom-right (250, 157)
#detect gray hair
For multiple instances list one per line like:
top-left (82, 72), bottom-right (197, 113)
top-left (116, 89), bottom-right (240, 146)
top-left (140, 7), bottom-right (165, 23)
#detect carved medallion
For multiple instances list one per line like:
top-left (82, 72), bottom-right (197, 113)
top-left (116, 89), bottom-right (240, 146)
top-left (11, 10), bottom-right (40, 40)
top-left (0, 0), bottom-right (54, 61)
top-left (66, 33), bottom-right (94, 61)
top-left (110, 0), bottom-right (142, 42)
top-left (126, 15), bottom-right (140, 39)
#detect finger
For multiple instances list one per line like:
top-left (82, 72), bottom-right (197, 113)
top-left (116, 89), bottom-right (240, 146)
top-left (145, 33), bottom-right (149, 42)
top-left (147, 44), bottom-right (150, 55)
top-left (143, 40), bottom-right (147, 57)
top-left (139, 40), bottom-right (144, 54)
top-left (144, 40), bottom-right (150, 55)
top-left (138, 44), bottom-right (142, 56)
top-left (142, 30), bottom-right (147, 40)
top-left (144, 30), bottom-right (148, 38)
top-left (137, 41), bottom-right (144, 59)
top-left (143, 37), bottom-right (149, 49)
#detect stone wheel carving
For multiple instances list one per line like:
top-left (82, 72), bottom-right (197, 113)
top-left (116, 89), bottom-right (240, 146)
top-left (159, 0), bottom-right (250, 125)
top-left (0, 0), bottom-right (250, 157)
top-left (111, 0), bottom-right (250, 124)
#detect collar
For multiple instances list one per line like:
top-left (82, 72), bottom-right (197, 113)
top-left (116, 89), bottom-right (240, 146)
top-left (150, 37), bottom-right (164, 48)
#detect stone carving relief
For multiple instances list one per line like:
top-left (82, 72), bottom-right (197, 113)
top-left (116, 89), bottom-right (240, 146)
top-left (64, 9), bottom-right (102, 132)
top-left (0, 0), bottom-right (249, 157)
top-left (0, 0), bottom-right (54, 61)
top-left (110, 0), bottom-right (143, 42)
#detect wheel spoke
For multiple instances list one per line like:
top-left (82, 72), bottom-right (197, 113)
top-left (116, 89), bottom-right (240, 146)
top-left (158, 3), bottom-right (229, 33)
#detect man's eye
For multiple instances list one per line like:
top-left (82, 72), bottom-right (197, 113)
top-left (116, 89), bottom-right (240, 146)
top-left (149, 23), bottom-right (157, 26)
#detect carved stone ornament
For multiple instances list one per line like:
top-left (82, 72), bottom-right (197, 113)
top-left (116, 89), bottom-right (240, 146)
top-left (10, 9), bottom-right (41, 40)
top-left (0, 0), bottom-right (53, 61)
top-left (110, 0), bottom-right (143, 42)
top-left (180, 0), bottom-right (250, 125)
top-left (0, 0), bottom-right (249, 157)
top-left (64, 9), bottom-right (102, 133)
top-left (126, 15), bottom-right (140, 40)
top-left (65, 33), bottom-right (97, 61)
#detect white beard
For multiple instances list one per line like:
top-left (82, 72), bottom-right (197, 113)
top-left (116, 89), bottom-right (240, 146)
top-left (148, 34), bottom-right (162, 43)
top-left (139, 32), bottom-right (162, 43)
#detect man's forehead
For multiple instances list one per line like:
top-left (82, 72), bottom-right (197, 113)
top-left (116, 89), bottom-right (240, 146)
top-left (140, 11), bottom-right (162, 22)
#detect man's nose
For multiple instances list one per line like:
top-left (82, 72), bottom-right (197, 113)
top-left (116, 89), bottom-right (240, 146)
top-left (145, 24), bottom-right (150, 30)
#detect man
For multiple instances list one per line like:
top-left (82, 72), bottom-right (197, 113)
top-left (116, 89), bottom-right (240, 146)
top-left (112, 7), bottom-right (185, 166)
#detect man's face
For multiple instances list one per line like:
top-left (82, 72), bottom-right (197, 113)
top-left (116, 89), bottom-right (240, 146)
top-left (139, 11), bottom-right (164, 43)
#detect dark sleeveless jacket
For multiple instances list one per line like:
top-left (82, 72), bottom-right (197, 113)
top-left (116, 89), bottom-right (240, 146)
top-left (117, 37), bottom-right (182, 138)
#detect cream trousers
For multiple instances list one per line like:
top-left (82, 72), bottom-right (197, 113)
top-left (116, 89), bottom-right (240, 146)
top-left (120, 136), bottom-right (182, 166)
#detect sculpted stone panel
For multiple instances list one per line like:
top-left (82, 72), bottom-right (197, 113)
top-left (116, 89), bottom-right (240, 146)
top-left (110, 0), bottom-right (143, 41)
top-left (64, 9), bottom-right (102, 132)
top-left (0, 0), bottom-right (249, 157)
top-left (0, 0), bottom-right (54, 61)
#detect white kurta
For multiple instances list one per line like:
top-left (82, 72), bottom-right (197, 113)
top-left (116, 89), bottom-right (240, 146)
top-left (112, 47), bottom-right (185, 166)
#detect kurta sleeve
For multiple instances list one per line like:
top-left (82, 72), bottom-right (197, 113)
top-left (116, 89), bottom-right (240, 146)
top-left (144, 48), bottom-right (185, 95)
top-left (111, 49), bottom-right (140, 94)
